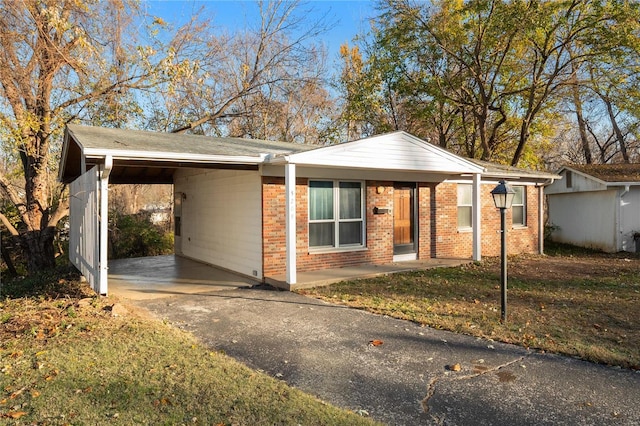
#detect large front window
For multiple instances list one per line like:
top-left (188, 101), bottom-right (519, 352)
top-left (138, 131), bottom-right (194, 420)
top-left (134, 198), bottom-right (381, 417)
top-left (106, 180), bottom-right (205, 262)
top-left (309, 180), bottom-right (364, 248)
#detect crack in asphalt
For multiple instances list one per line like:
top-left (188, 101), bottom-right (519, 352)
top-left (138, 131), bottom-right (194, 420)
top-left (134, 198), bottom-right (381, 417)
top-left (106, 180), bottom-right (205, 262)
top-left (421, 353), bottom-right (531, 416)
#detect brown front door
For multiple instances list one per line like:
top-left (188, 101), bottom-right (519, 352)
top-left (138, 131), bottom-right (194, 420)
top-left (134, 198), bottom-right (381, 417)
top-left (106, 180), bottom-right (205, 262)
top-left (393, 185), bottom-right (415, 255)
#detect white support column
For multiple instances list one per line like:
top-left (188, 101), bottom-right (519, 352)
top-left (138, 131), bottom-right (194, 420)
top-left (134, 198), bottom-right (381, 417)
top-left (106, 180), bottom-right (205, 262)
top-left (538, 185), bottom-right (544, 254)
top-left (472, 173), bottom-right (482, 261)
top-left (285, 163), bottom-right (297, 285)
top-left (98, 156), bottom-right (112, 295)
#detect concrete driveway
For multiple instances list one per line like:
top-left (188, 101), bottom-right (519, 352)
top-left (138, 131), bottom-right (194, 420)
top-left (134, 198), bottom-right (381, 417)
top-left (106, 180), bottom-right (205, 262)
top-left (129, 287), bottom-right (640, 425)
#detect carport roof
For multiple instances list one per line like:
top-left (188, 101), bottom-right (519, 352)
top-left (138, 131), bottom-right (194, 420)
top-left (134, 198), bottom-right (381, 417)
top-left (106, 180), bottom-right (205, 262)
top-left (60, 124), bottom-right (316, 184)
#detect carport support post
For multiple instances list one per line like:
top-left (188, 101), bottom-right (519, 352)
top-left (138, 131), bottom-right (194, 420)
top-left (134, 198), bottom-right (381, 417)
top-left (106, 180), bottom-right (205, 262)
top-left (285, 163), bottom-right (297, 285)
top-left (472, 173), bottom-right (482, 261)
top-left (98, 155), bottom-right (112, 295)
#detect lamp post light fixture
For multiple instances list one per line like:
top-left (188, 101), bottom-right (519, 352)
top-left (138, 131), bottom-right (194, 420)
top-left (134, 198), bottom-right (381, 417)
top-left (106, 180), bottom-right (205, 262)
top-left (491, 180), bottom-right (516, 322)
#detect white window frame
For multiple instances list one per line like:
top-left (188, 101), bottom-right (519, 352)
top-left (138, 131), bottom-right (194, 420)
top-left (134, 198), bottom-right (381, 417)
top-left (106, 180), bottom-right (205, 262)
top-left (457, 184), bottom-right (473, 230)
top-left (308, 180), bottom-right (365, 250)
top-left (512, 185), bottom-right (527, 227)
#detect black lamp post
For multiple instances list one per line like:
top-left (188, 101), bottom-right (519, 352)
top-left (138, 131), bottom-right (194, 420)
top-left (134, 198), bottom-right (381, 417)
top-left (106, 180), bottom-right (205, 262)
top-left (491, 180), bottom-right (516, 322)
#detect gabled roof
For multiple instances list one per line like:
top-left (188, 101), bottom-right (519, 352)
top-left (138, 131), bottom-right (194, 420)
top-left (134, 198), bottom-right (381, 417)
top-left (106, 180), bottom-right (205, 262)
top-left (278, 131), bottom-right (485, 174)
top-left (563, 163), bottom-right (640, 184)
top-left (59, 125), bottom-right (558, 185)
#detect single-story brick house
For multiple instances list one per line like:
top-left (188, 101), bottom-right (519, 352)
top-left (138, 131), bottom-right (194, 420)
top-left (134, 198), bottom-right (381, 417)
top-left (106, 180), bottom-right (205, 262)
top-left (59, 124), bottom-right (559, 295)
top-left (546, 164), bottom-right (640, 253)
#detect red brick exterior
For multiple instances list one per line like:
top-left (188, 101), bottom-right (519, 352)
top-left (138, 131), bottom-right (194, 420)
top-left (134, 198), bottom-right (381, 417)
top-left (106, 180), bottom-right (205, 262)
top-left (262, 177), bottom-right (540, 277)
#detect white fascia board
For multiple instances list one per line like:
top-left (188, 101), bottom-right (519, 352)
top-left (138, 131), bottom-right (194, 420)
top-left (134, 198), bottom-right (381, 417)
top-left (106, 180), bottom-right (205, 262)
top-left (58, 130), bottom-right (72, 181)
top-left (82, 147), bottom-right (267, 164)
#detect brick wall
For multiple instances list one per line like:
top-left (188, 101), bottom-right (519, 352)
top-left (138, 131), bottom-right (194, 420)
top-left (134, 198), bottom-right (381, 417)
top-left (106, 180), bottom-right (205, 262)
top-left (432, 182), bottom-right (540, 258)
top-left (262, 177), bottom-right (396, 276)
top-left (262, 177), bottom-right (540, 277)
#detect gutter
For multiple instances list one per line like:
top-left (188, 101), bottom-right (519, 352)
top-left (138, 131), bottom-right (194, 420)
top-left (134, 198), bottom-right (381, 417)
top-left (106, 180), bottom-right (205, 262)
top-left (83, 148), bottom-right (267, 165)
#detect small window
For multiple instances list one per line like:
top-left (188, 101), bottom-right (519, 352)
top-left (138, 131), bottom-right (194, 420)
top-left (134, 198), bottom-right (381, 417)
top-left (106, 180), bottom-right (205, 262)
top-left (457, 184), bottom-right (472, 229)
top-left (565, 171), bottom-right (572, 188)
top-left (512, 186), bottom-right (526, 226)
top-left (309, 180), bottom-right (364, 248)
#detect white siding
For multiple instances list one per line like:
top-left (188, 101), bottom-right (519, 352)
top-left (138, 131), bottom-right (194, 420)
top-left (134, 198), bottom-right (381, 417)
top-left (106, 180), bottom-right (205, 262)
top-left (548, 190), bottom-right (618, 252)
top-left (546, 169), bottom-right (606, 194)
top-left (69, 167), bottom-right (101, 292)
top-left (286, 133), bottom-right (483, 174)
top-left (620, 187), bottom-right (640, 252)
top-left (173, 169), bottom-right (262, 278)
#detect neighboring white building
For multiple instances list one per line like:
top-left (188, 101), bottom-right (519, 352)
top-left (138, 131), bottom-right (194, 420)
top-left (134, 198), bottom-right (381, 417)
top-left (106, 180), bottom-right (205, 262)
top-left (546, 164), bottom-right (640, 253)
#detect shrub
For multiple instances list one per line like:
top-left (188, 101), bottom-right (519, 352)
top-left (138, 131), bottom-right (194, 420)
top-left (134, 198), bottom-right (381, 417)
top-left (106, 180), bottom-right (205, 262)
top-left (108, 211), bottom-right (174, 259)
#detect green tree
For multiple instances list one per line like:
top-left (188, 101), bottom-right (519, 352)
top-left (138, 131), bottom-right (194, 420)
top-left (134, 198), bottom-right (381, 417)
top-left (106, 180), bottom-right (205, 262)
top-left (342, 0), bottom-right (640, 166)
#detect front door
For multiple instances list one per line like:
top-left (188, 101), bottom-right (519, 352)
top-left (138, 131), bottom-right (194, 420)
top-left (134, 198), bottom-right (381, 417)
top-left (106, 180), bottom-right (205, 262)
top-left (393, 184), bottom-right (416, 255)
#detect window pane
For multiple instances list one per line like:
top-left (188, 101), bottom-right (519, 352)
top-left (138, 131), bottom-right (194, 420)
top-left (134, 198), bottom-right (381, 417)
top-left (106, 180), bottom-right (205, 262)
top-left (458, 184), bottom-right (472, 205)
top-left (309, 181), bottom-right (334, 220)
top-left (513, 186), bottom-right (524, 205)
top-left (512, 206), bottom-right (524, 225)
top-left (458, 206), bottom-right (472, 228)
top-left (310, 222), bottom-right (334, 247)
top-left (339, 222), bottom-right (362, 246)
top-left (339, 182), bottom-right (362, 219)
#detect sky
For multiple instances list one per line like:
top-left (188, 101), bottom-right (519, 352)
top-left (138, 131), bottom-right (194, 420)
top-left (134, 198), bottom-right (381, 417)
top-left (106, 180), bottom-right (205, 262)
top-left (145, 1), bottom-right (376, 63)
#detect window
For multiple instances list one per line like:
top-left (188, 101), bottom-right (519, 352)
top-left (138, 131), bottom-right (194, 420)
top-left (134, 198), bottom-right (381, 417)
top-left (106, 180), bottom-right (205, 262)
top-left (457, 184), bottom-right (472, 229)
top-left (565, 171), bottom-right (572, 188)
top-left (512, 186), bottom-right (526, 226)
top-left (309, 180), bottom-right (364, 248)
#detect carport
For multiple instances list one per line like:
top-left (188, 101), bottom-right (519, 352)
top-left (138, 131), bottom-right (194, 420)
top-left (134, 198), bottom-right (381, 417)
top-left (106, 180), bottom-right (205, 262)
top-left (59, 124), bottom-right (311, 295)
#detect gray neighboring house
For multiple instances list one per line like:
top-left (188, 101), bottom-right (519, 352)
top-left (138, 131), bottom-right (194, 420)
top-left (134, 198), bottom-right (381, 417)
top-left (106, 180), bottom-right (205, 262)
top-left (546, 164), bottom-right (640, 253)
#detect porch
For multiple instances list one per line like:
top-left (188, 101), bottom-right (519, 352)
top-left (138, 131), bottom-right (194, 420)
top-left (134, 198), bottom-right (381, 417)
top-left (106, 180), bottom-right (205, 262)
top-left (107, 255), bottom-right (470, 300)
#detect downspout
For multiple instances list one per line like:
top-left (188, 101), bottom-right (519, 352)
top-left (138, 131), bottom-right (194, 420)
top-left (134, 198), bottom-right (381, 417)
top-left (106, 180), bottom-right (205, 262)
top-left (98, 155), bottom-right (113, 295)
top-left (617, 185), bottom-right (630, 252)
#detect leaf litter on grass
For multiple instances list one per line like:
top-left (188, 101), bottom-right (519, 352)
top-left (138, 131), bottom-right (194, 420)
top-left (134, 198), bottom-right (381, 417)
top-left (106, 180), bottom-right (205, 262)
top-left (300, 249), bottom-right (640, 370)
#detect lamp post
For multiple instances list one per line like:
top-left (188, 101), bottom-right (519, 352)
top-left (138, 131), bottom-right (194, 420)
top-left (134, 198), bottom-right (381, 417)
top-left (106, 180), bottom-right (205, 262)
top-left (491, 180), bottom-right (516, 322)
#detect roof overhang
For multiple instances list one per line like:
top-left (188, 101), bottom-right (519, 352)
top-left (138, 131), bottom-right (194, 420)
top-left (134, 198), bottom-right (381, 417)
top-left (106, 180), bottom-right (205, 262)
top-left (59, 125), bottom-right (276, 184)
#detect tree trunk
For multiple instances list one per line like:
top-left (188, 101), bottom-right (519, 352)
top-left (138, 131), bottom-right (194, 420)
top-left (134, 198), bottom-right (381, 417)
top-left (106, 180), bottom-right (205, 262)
top-left (573, 89), bottom-right (592, 164)
top-left (21, 227), bottom-right (57, 273)
top-left (1, 235), bottom-right (18, 277)
top-left (603, 95), bottom-right (629, 163)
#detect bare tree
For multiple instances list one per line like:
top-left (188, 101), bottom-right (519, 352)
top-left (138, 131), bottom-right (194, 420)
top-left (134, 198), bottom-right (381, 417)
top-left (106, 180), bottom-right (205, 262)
top-left (0, 0), bottom-right (194, 273)
top-left (163, 0), bottom-right (335, 139)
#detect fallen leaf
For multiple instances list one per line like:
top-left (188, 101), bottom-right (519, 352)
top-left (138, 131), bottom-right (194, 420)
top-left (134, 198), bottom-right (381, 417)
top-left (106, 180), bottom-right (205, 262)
top-left (9, 388), bottom-right (25, 399)
top-left (449, 363), bottom-right (462, 372)
top-left (369, 339), bottom-right (384, 346)
top-left (30, 390), bottom-right (40, 398)
top-left (5, 411), bottom-right (28, 419)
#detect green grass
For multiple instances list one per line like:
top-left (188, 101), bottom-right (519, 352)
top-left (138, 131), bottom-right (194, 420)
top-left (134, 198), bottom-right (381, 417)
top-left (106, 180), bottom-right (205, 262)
top-left (0, 278), bottom-right (378, 425)
top-left (300, 245), bottom-right (640, 370)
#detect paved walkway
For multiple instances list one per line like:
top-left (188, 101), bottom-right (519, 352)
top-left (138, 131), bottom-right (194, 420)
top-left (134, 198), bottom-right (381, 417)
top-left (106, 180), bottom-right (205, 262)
top-left (129, 287), bottom-right (640, 426)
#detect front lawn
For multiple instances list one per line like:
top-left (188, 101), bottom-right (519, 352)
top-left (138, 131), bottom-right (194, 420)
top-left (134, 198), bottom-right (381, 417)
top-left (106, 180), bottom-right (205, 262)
top-left (299, 245), bottom-right (640, 370)
top-left (0, 274), bottom-right (377, 425)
